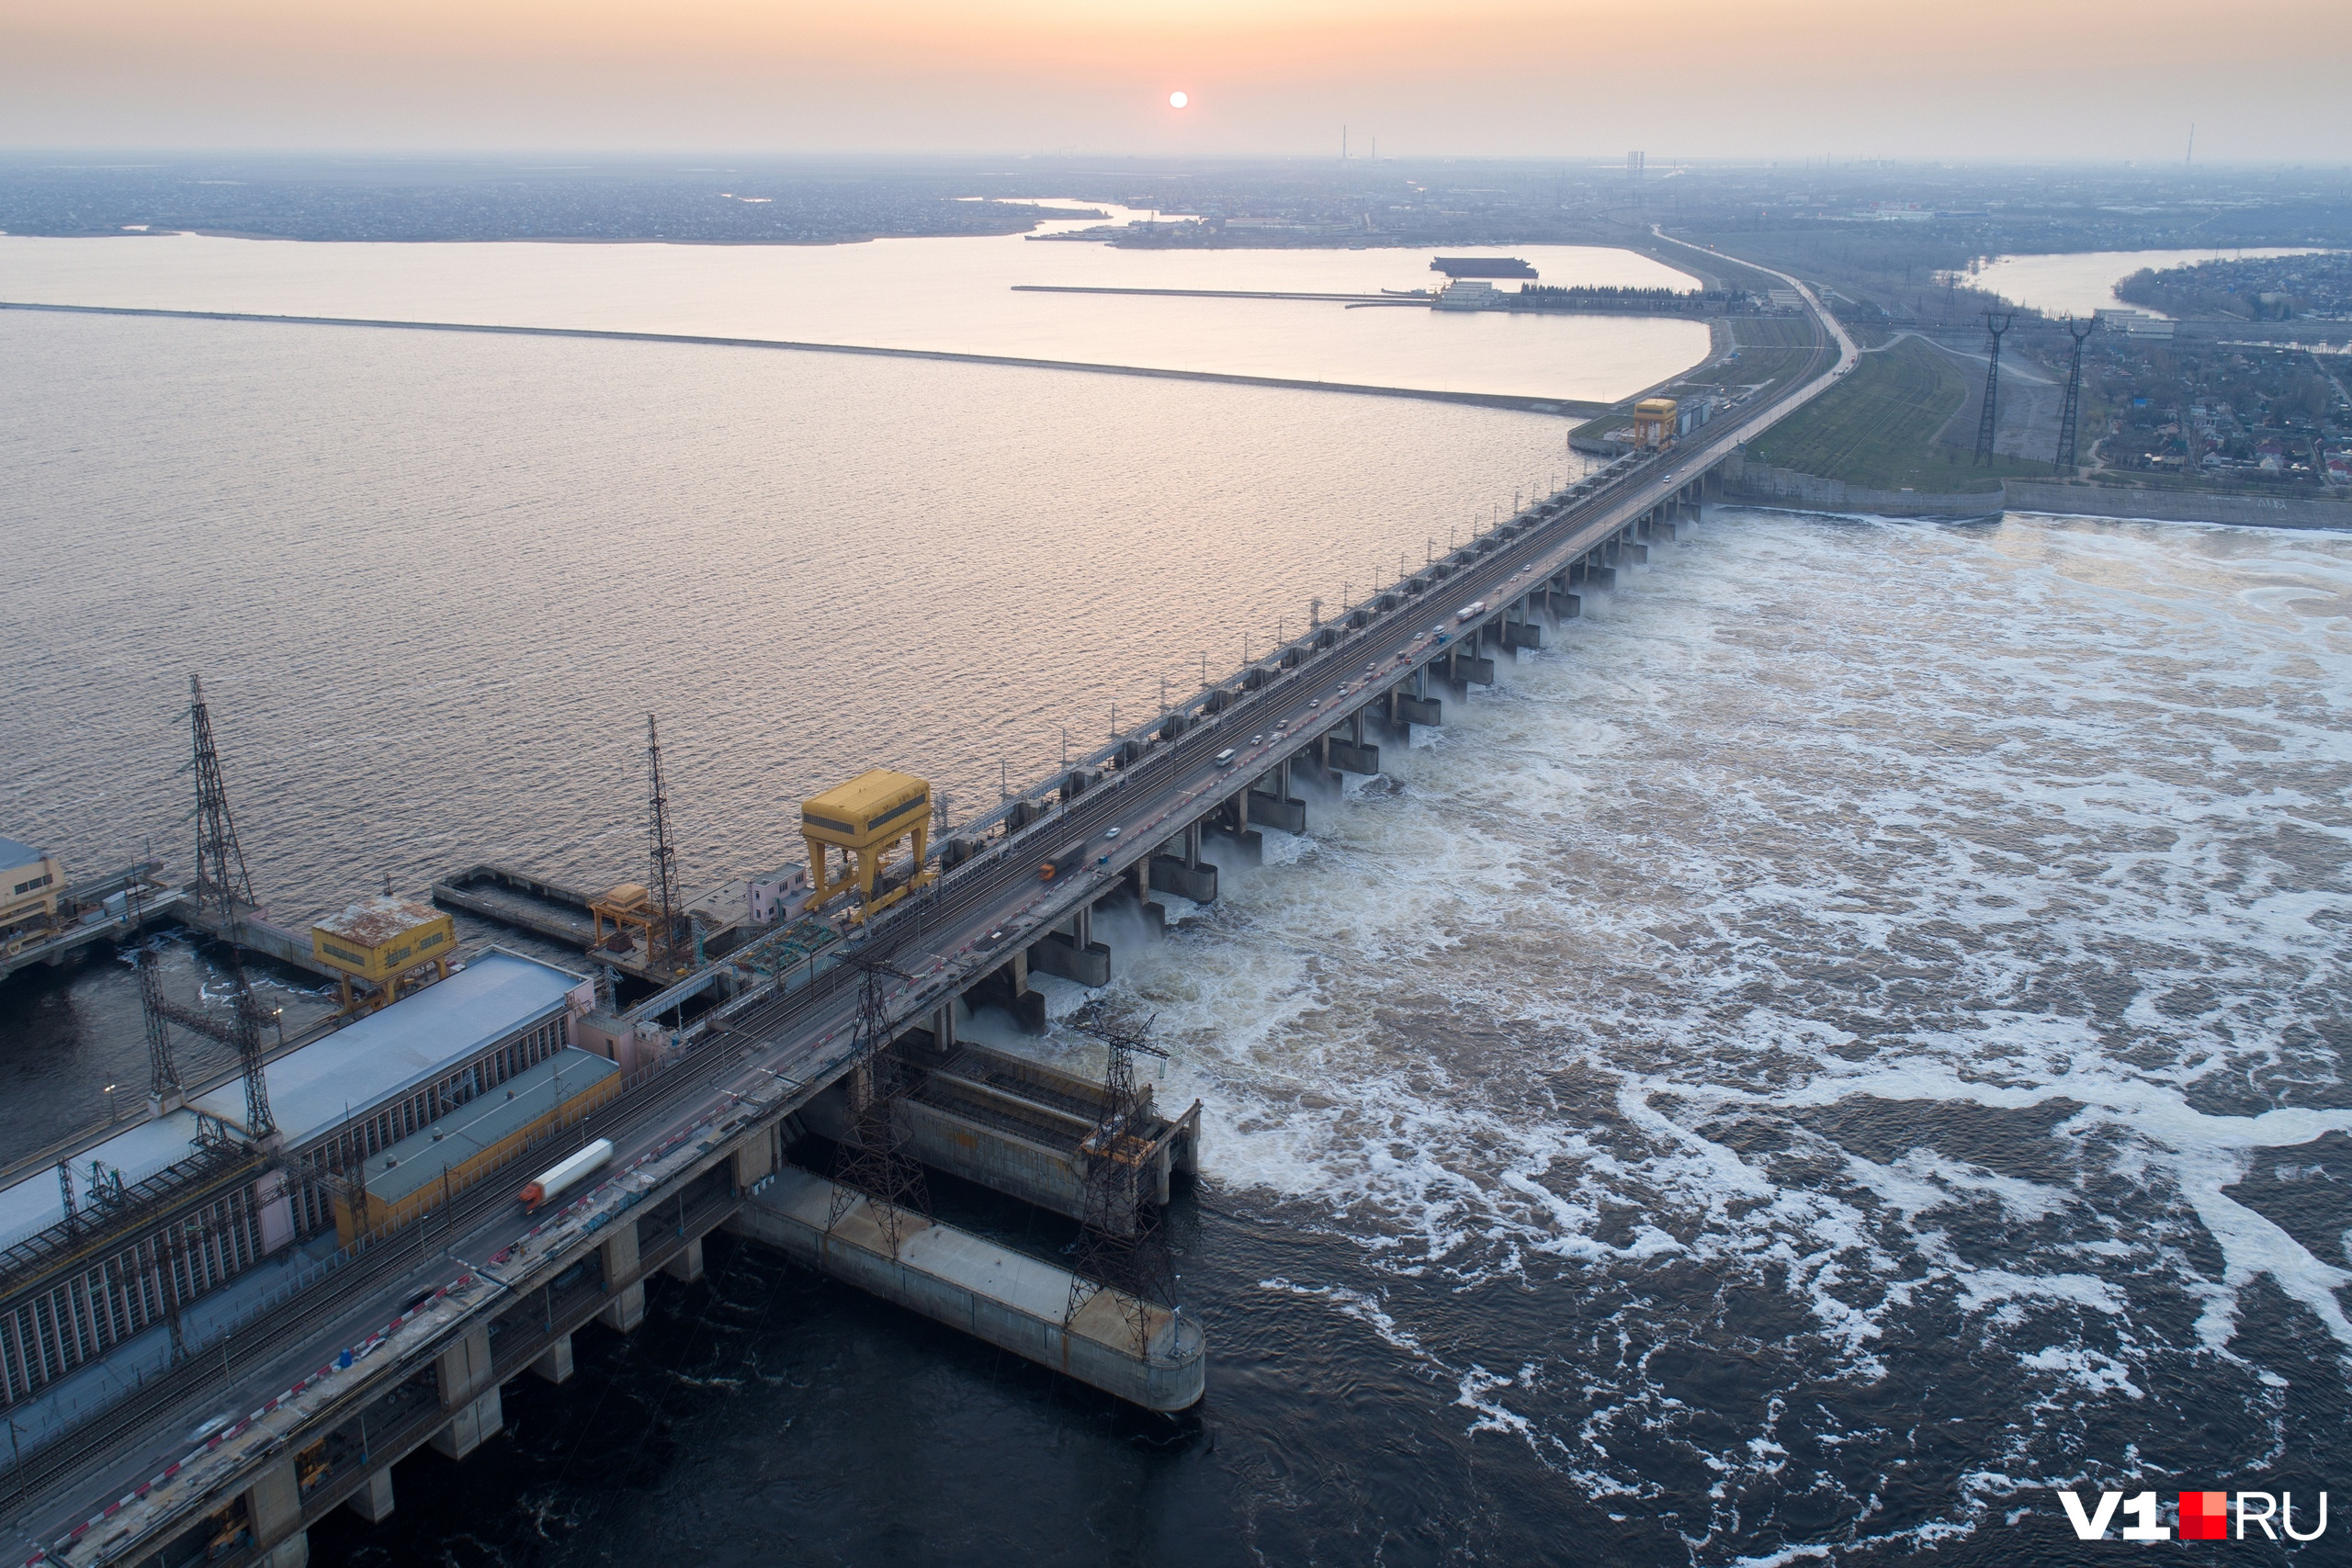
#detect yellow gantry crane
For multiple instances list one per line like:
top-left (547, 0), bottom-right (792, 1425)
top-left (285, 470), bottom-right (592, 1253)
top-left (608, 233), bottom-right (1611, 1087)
top-left (800, 769), bottom-right (934, 922)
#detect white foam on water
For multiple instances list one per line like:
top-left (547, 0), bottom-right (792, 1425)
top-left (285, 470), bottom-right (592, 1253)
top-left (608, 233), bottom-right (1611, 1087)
top-left (1253, 829), bottom-right (1317, 868)
top-left (1091, 511), bottom-right (2352, 1559)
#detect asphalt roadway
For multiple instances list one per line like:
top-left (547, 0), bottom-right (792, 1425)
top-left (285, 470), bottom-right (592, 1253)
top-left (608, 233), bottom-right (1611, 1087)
top-left (11, 264), bottom-right (1851, 1566)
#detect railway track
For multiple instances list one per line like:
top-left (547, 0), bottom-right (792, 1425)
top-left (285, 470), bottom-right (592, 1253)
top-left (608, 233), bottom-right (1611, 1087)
top-left (11, 294), bottom-right (1839, 1559)
top-left (0, 989), bottom-right (806, 1517)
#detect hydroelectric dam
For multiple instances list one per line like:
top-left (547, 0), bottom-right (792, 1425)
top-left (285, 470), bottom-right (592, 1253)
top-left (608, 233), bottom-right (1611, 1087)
top-left (0, 265), bottom-right (1852, 1568)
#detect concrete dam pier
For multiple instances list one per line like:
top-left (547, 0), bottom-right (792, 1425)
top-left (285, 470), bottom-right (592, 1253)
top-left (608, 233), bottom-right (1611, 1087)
top-left (731, 1168), bottom-right (1205, 1413)
top-left (3, 265), bottom-right (1852, 1568)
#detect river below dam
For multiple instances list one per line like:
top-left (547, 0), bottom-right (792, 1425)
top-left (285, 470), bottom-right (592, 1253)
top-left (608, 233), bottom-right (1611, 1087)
top-left (4, 298), bottom-right (2351, 1564)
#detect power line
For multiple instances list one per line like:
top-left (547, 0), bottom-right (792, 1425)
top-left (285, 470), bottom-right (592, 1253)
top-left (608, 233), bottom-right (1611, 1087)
top-left (1973, 310), bottom-right (2014, 466)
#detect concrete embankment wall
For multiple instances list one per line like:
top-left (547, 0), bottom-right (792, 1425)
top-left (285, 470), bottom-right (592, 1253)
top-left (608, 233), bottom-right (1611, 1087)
top-left (729, 1168), bottom-right (1206, 1412)
top-left (1720, 456), bottom-right (2352, 529)
top-left (1718, 458), bottom-right (2003, 517)
top-left (2000, 480), bottom-right (2352, 530)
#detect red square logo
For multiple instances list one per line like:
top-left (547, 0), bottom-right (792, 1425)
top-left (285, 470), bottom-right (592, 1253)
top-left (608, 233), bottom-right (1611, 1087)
top-left (2180, 1491), bottom-right (2228, 1540)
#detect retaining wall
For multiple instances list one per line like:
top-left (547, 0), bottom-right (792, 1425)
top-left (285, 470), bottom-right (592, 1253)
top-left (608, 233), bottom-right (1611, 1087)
top-left (1720, 456), bottom-right (2352, 529)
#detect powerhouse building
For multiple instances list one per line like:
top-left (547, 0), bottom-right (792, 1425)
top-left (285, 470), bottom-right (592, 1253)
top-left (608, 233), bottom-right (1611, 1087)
top-left (0, 949), bottom-right (596, 1411)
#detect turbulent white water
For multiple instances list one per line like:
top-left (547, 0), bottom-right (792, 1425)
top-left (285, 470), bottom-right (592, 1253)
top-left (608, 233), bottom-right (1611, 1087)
top-left (11, 285), bottom-right (2349, 1560)
top-left (1017, 509), bottom-right (2352, 1554)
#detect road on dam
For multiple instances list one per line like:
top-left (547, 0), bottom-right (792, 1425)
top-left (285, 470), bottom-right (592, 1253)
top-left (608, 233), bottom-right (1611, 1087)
top-left (8, 255), bottom-right (1854, 1568)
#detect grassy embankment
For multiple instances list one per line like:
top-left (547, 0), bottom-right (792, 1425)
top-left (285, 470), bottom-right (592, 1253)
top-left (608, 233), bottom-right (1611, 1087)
top-left (1713, 316), bottom-right (1824, 397)
top-left (1746, 335), bottom-right (2049, 493)
top-left (1569, 315), bottom-right (1825, 446)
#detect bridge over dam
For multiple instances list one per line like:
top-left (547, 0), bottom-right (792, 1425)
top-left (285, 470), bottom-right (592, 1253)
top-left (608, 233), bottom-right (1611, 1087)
top-left (2, 263), bottom-right (1853, 1568)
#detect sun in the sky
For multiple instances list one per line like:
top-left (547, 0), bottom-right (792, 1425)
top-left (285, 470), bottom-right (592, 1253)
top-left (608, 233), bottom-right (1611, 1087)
top-left (1168, 91), bottom-right (1189, 109)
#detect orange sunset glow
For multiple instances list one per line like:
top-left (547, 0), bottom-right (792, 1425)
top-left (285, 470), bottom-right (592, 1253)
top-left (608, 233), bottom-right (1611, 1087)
top-left (3, 0), bottom-right (2347, 158)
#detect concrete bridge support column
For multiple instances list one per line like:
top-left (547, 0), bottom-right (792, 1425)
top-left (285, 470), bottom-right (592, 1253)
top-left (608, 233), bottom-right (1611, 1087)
top-left (599, 1224), bottom-right (646, 1334)
top-left (1031, 900), bottom-right (1112, 987)
top-left (664, 1238), bottom-right (706, 1284)
top-left (1503, 595), bottom-right (1542, 650)
top-left (1214, 794), bottom-right (1264, 863)
top-left (966, 946), bottom-right (1048, 1032)
top-left (732, 1126), bottom-right (778, 1191)
top-left (531, 1334), bottom-right (575, 1385)
top-left (346, 1467), bottom-right (396, 1524)
top-left (1126, 859), bottom-right (1165, 934)
top-left (429, 1323), bottom-right (503, 1461)
top-left (243, 1459), bottom-right (308, 1567)
top-left (1328, 705), bottom-right (1381, 773)
top-left (1149, 819), bottom-right (1217, 903)
top-left (1246, 760), bottom-right (1306, 834)
top-left (1393, 665), bottom-right (1442, 727)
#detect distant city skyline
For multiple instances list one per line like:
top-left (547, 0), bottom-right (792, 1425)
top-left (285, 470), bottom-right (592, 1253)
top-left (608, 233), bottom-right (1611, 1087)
top-left (4, 0), bottom-right (2346, 162)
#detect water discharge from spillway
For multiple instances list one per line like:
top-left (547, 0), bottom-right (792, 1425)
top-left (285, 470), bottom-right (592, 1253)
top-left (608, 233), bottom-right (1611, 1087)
top-left (1001, 508), bottom-right (2352, 1553)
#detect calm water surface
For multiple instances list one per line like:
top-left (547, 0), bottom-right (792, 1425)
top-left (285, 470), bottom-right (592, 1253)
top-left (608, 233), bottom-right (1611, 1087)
top-left (6, 307), bottom-right (2351, 1565)
top-left (0, 204), bottom-right (1709, 402)
top-left (1973, 247), bottom-right (2323, 319)
top-left (0, 306), bottom-right (1582, 1151)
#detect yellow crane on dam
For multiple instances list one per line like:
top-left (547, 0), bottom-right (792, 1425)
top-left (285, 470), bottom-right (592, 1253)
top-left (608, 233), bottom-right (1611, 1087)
top-left (801, 768), bottom-right (935, 922)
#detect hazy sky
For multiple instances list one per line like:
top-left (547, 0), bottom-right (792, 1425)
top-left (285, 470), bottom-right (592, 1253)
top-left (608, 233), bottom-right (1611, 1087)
top-left (6, 0), bottom-right (2347, 162)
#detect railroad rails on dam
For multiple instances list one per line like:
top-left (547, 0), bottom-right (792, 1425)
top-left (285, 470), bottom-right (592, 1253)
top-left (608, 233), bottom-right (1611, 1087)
top-left (4, 279), bottom-right (1850, 1568)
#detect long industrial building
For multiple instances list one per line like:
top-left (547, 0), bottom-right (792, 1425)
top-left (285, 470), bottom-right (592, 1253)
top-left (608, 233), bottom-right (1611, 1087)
top-left (0, 949), bottom-right (595, 1412)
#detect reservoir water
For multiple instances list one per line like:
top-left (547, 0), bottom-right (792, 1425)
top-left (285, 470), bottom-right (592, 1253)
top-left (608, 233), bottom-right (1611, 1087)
top-left (0, 205), bottom-right (1709, 404)
top-left (1973, 246), bottom-right (2323, 320)
top-left (5, 268), bottom-right (2351, 1564)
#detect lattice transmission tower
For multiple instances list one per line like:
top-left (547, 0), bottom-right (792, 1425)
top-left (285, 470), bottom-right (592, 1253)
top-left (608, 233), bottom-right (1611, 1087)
top-left (135, 907), bottom-right (182, 1109)
top-left (1063, 1012), bottom-right (1178, 1359)
top-left (1973, 311), bottom-right (2014, 466)
top-left (2053, 316), bottom-right (2095, 473)
top-left (185, 674), bottom-right (254, 929)
top-left (826, 949), bottom-right (931, 1258)
top-left (644, 713), bottom-right (687, 974)
top-left (171, 673), bottom-right (277, 1140)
